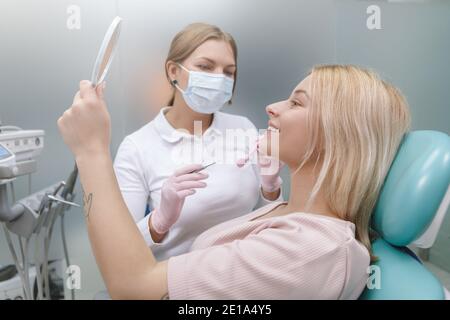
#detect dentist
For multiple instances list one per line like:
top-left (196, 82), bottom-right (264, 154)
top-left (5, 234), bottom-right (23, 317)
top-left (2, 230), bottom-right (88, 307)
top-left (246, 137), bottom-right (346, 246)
top-left (113, 23), bottom-right (283, 260)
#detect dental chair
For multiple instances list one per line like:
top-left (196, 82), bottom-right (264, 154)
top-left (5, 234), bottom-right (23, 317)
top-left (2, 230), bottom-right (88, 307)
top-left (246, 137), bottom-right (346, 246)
top-left (360, 130), bottom-right (450, 300)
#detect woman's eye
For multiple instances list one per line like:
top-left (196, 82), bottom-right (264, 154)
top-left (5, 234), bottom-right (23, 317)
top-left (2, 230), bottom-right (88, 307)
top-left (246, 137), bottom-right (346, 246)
top-left (289, 100), bottom-right (302, 108)
top-left (198, 64), bottom-right (212, 70)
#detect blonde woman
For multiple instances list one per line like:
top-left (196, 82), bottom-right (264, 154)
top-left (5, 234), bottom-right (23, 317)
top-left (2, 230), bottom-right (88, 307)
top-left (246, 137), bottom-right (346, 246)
top-left (58, 65), bottom-right (411, 299)
top-left (113, 23), bottom-right (283, 260)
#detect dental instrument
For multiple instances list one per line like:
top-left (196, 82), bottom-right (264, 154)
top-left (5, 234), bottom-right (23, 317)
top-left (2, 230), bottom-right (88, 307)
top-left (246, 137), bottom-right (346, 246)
top-left (189, 162), bottom-right (216, 174)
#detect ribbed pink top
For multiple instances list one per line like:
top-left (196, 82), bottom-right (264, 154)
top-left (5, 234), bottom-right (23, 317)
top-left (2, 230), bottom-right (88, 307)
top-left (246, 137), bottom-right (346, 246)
top-left (167, 202), bottom-right (370, 299)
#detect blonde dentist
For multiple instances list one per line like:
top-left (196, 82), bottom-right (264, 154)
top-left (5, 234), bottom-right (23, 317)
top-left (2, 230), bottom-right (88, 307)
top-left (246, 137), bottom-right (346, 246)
top-left (113, 23), bottom-right (283, 260)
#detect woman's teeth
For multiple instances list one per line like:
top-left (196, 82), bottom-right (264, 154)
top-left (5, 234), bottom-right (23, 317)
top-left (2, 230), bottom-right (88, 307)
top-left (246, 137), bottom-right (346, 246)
top-left (267, 126), bottom-right (279, 133)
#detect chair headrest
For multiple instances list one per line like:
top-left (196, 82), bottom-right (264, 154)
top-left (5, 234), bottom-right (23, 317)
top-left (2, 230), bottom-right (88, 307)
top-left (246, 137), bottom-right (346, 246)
top-left (372, 130), bottom-right (450, 247)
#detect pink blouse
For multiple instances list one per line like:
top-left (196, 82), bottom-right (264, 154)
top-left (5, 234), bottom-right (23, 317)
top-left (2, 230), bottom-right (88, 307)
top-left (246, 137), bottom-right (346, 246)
top-left (167, 202), bottom-right (370, 299)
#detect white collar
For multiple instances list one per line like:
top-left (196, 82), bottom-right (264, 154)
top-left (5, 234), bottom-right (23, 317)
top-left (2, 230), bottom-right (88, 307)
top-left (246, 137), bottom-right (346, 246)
top-left (153, 107), bottom-right (223, 143)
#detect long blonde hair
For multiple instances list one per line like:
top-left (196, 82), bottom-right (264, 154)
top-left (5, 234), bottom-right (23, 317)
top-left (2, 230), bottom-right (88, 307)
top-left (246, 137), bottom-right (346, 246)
top-left (298, 65), bottom-right (411, 261)
top-left (165, 23), bottom-right (238, 106)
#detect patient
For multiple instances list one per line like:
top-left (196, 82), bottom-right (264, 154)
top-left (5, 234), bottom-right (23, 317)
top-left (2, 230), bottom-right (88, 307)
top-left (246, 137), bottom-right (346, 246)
top-left (57, 65), bottom-right (410, 299)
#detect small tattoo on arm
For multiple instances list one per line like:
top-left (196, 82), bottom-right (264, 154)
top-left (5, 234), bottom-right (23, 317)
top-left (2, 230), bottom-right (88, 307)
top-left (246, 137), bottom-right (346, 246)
top-left (81, 186), bottom-right (93, 220)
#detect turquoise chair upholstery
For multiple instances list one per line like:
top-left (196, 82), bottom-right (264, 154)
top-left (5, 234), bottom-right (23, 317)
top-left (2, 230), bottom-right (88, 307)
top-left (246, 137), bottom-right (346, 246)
top-left (360, 130), bottom-right (450, 300)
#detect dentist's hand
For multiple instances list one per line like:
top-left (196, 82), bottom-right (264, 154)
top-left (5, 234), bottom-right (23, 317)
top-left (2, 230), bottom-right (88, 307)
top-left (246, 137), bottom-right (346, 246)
top-left (236, 135), bottom-right (283, 198)
top-left (258, 154), bottom-right (283, 194)
top-left (256, 128), bottom-right (283, 194)
top-left (58, 80), bottom-right (110, 161)
top-left (150, 164), bottom-right (208, 237)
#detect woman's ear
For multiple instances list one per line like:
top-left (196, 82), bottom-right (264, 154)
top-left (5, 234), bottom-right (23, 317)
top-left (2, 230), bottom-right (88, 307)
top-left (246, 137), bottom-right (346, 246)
top-left (166, 61), bottom-right (179, 85)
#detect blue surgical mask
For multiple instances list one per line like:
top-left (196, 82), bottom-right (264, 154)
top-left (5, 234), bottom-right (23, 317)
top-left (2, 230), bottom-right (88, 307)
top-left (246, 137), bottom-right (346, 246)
top-left (173, 63), bottom-right (234, 114)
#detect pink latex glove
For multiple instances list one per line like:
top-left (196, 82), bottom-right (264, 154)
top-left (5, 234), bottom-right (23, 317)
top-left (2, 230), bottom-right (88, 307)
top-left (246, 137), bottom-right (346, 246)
top-left (258, 154), bottom-right (283, 193)
top-left (151, 164), bottom-right (208, 234)
top-left (236, 136), bottom-right (283, 193)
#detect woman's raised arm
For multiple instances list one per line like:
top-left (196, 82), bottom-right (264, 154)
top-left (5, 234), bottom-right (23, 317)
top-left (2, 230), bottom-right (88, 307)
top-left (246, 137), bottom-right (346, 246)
top-left (58, 80), bottom-right (168, 299)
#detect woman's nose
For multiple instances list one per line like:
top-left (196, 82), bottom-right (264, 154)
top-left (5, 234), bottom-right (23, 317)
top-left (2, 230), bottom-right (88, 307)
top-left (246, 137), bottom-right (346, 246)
top-left (266, 103), bottom-right (280, 118)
